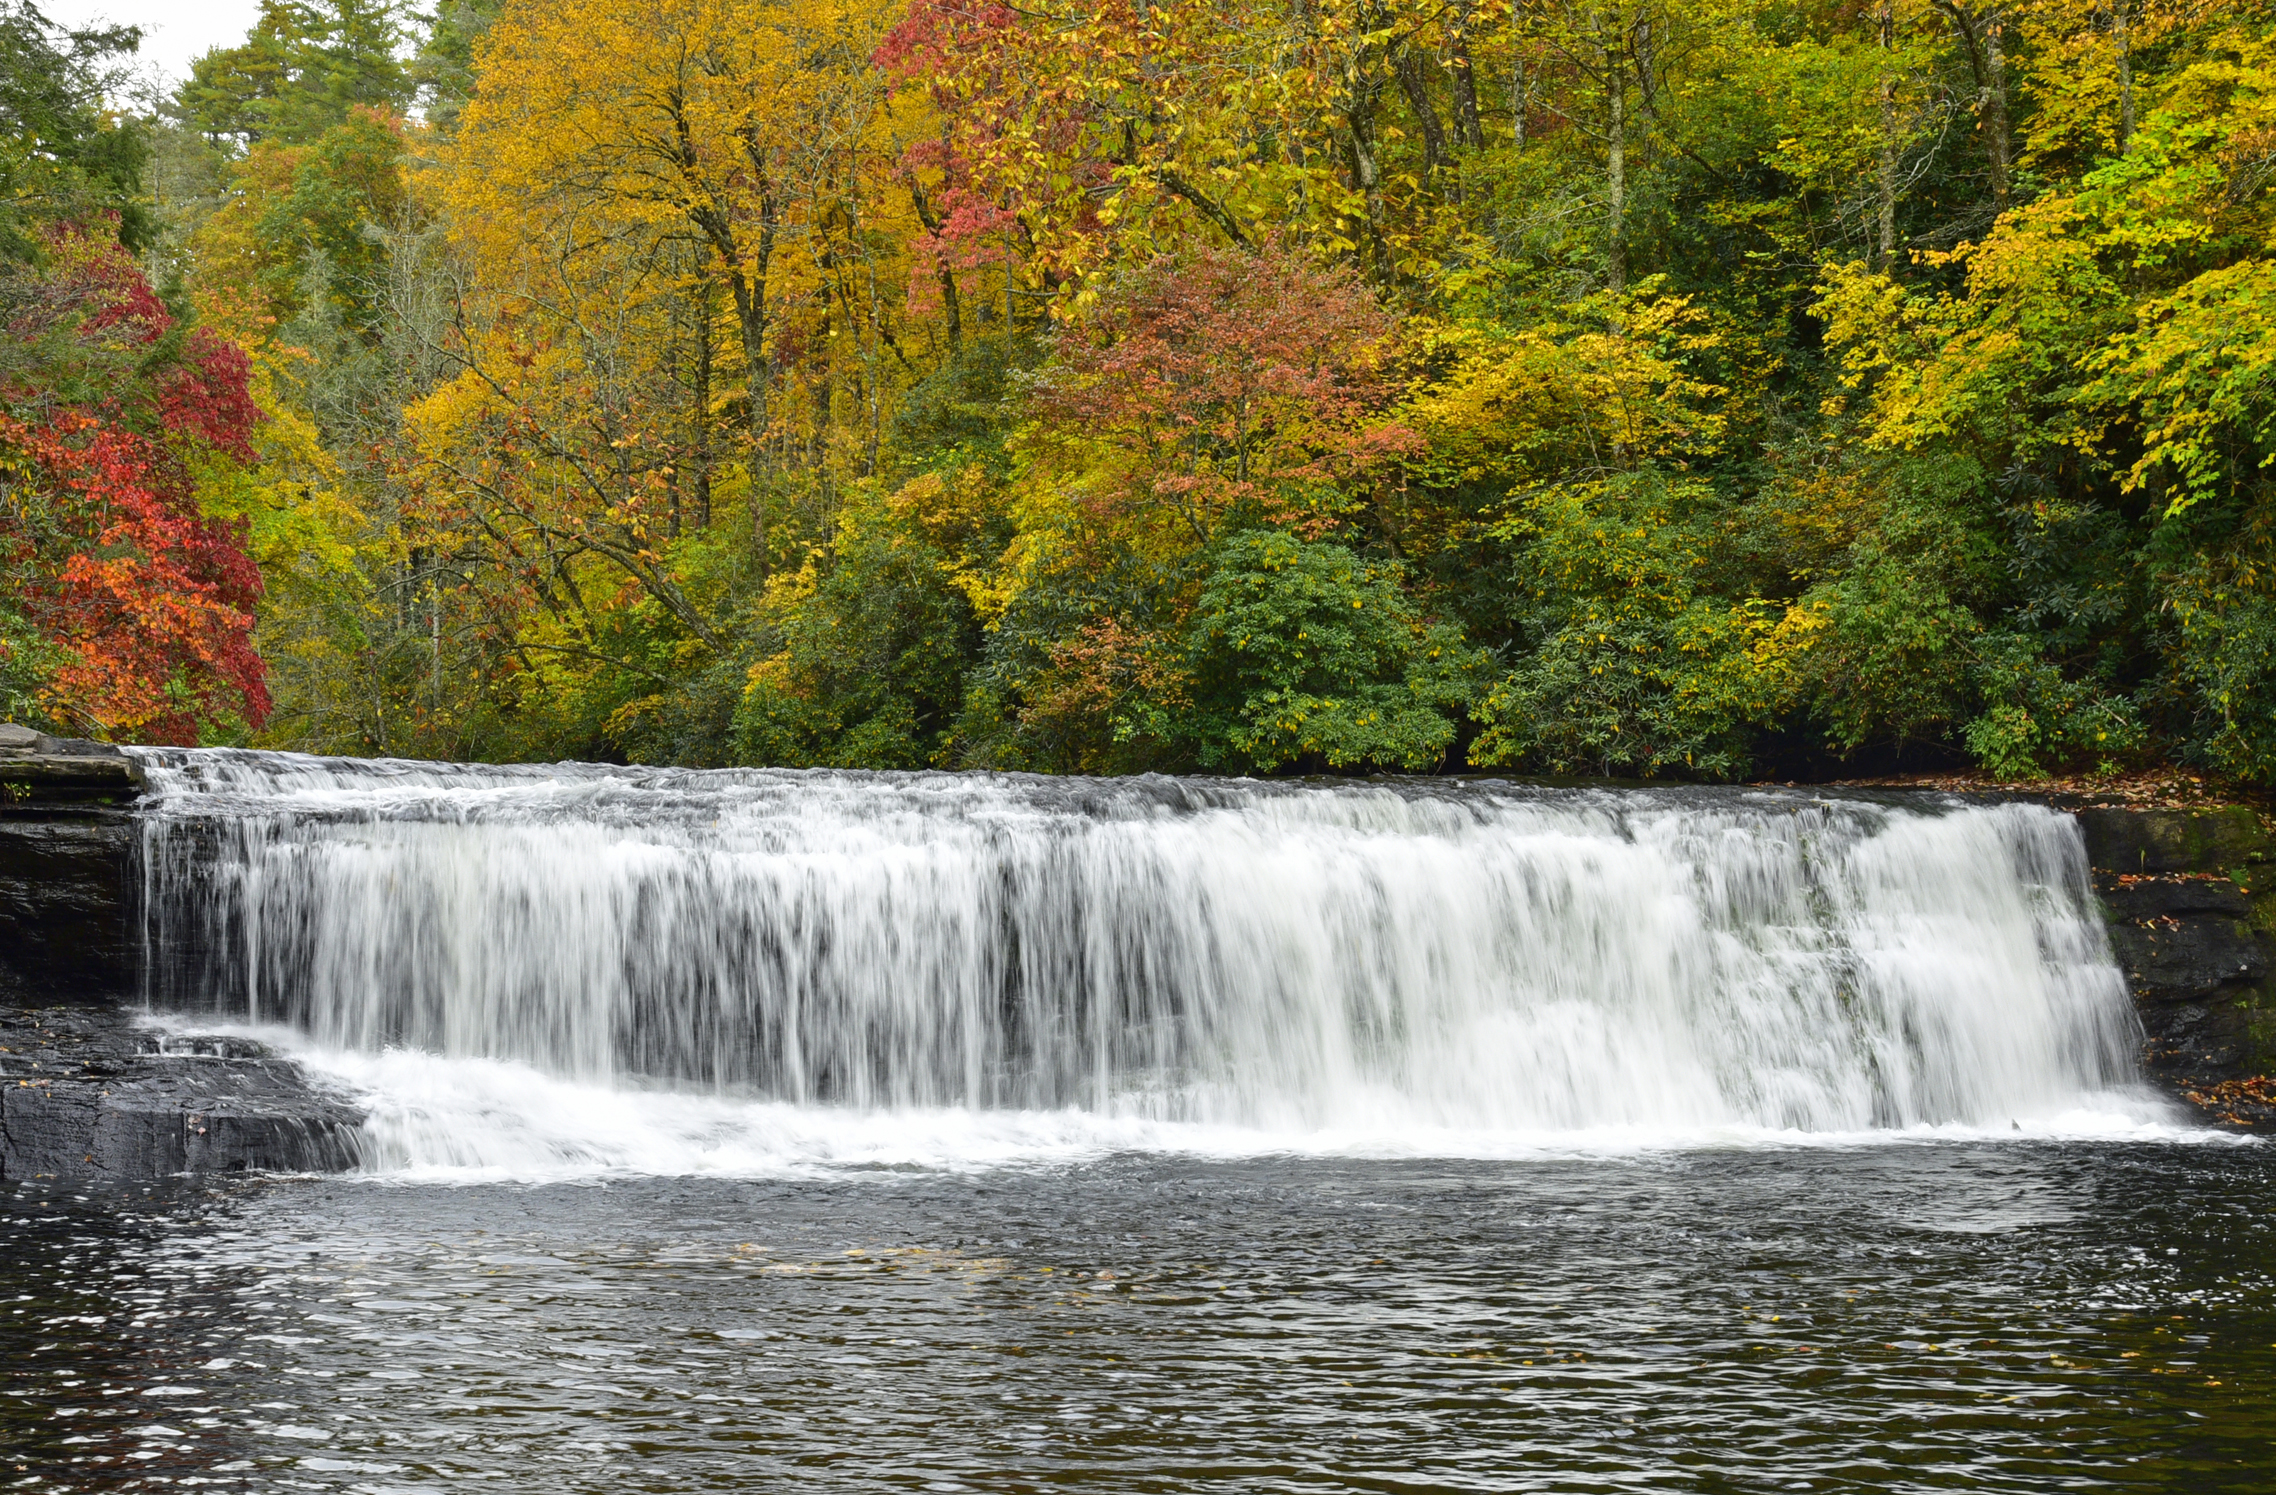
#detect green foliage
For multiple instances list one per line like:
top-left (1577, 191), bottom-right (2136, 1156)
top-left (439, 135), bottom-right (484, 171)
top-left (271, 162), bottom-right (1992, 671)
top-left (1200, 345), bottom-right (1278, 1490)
top-left (1781, 457), bottom-right (2006, 755)
top-left (0, 2), bottom-right (148, 257)
top-left (180, 0), bottom-right (411, 150)
top-left (408, 0), bottom-right (503, 129)
top-left (2153, 551), bottom-right (2276, 782)
top-left (884, 334), bottom-right (1031, 479)
top-left (256, 111), bottom-right (407, 332)
top-left (732, 485), bottom-right (989, 769)
top-left (0, 585), bottom-right (63, 728)
top-left (1965, 632), bottom-right (2146, 778)
top-left (1183, 531), bottom-right (1483, 773)
top-left (1469, 475), bottom-right (1796, 778)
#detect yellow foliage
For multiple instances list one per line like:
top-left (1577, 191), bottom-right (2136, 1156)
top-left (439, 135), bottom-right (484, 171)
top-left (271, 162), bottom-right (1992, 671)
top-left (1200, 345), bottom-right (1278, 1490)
top-left (1407, 292), bottom-right (1728, 484)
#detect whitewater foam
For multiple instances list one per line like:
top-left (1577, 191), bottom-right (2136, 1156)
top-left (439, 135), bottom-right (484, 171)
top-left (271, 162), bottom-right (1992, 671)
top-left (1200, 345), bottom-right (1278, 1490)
top-left (128, 752), bottom-right (2167, 1173)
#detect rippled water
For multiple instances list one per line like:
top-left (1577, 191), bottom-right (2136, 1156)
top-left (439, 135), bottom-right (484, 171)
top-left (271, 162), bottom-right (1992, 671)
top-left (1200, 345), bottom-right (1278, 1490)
top-left (7, 1143), bottom-right (2275, 1493)
top-left (13, 758), bottom-right (2256, 1487)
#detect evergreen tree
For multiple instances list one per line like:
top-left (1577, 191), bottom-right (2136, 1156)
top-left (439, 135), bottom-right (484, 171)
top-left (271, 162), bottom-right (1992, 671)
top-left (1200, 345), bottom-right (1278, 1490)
top-left (179, 0), bottom-right (411, 151)
top-left (0, 1), bottom-right (148, 257)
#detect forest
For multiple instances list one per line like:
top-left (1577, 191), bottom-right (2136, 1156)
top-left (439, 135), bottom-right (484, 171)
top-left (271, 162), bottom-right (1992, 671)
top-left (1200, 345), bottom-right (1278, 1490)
top-left (2, 0), bottom-right (2272, 782)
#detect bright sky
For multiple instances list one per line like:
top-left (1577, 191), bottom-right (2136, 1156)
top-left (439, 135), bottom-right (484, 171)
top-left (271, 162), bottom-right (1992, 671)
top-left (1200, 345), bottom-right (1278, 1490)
top-left (40, 0), bottom-right (266, 95)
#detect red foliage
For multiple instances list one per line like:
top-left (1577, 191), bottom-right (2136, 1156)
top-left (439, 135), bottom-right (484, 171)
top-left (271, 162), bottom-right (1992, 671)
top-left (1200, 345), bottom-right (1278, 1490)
top-left (878, 0), bottom-right (1110, 287)
top-left (1026, 240), bottom-right (1417, 535)
top-left (0, 226), bottom-right (269, 743)
top-left (160, 333), bottom-right (262, 464)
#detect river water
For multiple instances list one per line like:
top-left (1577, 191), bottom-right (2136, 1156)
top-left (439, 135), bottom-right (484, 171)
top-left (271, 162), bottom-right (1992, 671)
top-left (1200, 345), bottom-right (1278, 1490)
top-left (6, 1144), bottom-right (2275, 1492)
top-left (4, 753), bottom-right (2273, 1490)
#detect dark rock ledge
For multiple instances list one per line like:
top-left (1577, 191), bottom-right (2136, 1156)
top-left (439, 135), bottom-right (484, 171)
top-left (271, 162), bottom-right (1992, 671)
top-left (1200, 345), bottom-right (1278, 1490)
top-left (0, 722), bottom-right (144, 799)
top-left (2074, 805), bottom-right (2276, 1126)
top-left (1, 1007), bottom-right (362, 1180)
top-left (1, 724), bottom-right (363, 1181)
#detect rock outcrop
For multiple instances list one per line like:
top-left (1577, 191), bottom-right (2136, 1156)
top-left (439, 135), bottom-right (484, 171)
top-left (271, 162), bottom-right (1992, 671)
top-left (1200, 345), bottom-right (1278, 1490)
top-left (1, 724), bottom-right (145, 1006)
top-left (0, 804), bottom-right (138, 1007)
top-left (2, 724), bottom-right (362, 1180)
top-left (2075, 805), bottom-right (2276, 1084)
top-left (1, 1006), bottom-right (362, 1179)
top-left (0, 722), bottom-right (145, 798)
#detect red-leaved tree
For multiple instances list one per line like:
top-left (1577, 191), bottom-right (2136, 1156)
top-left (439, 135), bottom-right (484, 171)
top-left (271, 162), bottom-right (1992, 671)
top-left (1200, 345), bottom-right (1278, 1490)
top-left (0, 226), bottom-right (268, 743)
top-left (1022, 239), bottom-right (1416, 546)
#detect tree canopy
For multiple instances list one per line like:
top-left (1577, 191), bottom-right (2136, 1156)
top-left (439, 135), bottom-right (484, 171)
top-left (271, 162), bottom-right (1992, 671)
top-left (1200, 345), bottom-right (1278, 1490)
top-left (8, 0), bottom-right (2276, 786)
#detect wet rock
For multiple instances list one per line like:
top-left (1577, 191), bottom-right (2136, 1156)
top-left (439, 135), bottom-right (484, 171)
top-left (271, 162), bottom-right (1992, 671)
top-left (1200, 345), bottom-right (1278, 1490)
top-left (0, 1006), bottom-right (362, 1181)
top-left (2081, 806), bottom-right (2276, 1088)
top-left (2107, 905), bottom-right (2266, 1002)
top-left (2, 766), bottom-right (365, 1178)
top-left (2097, 876), bottom-right (2253, 922)
top-left (0, 807), bottom-right (137, 1005)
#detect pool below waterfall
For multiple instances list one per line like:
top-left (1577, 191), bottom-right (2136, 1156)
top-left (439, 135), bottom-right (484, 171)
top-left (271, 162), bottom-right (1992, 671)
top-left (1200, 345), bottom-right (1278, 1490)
top-left (5, 751), bottom-right (2272, 1492)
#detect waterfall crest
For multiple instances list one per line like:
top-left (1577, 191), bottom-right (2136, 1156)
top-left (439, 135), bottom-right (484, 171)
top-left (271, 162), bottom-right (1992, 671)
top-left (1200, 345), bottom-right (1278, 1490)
top-left (129, 750), bottom-right (2141, 1140)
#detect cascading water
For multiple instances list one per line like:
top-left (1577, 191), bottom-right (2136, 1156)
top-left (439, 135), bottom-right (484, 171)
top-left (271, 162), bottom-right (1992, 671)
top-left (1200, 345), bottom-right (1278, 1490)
top-left (124, 749), bottom-right (2151, 1171)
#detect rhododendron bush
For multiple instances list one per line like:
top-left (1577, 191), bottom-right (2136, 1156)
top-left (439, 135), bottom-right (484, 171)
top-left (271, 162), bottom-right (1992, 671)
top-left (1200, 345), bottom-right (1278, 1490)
top-left (0, 228), bottom-right (268, 743)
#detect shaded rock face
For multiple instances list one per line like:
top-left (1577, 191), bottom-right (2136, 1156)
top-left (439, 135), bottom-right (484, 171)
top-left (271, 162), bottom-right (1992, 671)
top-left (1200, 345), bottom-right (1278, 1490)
top-left (2077, 807), bottom-right (2276, 1082)
top-left (1, 722), bottom-right (146, 1007)
top-left (0, 1007), bottom-right (363, 1182)
top-left (0, 807), bottom-right (138, 1007)
top-left (2, 732), bottom-right (363, 1179)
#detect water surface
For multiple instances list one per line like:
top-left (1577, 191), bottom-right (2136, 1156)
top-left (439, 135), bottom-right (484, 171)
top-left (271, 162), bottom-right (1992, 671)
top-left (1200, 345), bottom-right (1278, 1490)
top-left (7, 1141), bottom-right (2273, 1493)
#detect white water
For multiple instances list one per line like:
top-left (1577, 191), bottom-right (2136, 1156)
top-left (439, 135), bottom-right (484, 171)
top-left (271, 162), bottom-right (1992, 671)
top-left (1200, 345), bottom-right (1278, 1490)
top-left (130, 750), bottom-right (2158, 1174)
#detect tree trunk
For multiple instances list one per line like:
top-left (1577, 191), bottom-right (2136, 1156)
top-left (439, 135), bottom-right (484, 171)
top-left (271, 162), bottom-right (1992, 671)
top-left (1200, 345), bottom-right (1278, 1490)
top-left (663, 317), bottom-right (683, 541)
top-left (1341, 64), bottom-right (1390, 280)
top-left (1632, 9), bottom-right (1657, 129)
top-left (1449, 1), bottom-right (1485, 149)
top-left (692, 275), bottom-right (714, 531)
top-left (1876, 0), bottom-right (1898, 269)
top-left (1934, 2), bottom-right (2011, 213)
top-left (1396, 48), bottom-right (1451, 181)
top-left (907, 173), bottom-right (962, 352)
top-left (1510, 3), bottom-right (1529, 147)
top-left (2114, 0), bottom-right (2135, 154)
top-left (1605, 30), bottom-right (1627, 294)
top-left (1982, 9), bottom-right (2011, 211)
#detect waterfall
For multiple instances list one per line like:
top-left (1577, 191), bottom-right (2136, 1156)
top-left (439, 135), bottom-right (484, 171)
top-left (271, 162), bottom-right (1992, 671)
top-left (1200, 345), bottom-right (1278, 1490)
top-left (127, 749), bottom-right (2143, 1151)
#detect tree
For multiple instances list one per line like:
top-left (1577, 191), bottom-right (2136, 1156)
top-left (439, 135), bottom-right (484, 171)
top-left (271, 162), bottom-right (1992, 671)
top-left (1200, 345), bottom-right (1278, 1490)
top-left (179, 0), bottom-right (411, 151)
top-left (454, 0), bottom-right (925, 501)
top-left (0, 2), bottom-right (148, 258)
top-left (1019, 240), bottom-right (1415, 554)
top-left (0, 228), bottom-right (269, 741)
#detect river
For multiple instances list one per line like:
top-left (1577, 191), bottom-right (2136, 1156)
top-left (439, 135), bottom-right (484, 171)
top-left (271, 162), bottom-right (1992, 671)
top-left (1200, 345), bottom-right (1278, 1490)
top-left (3, 752), bottom-right (2270, 1491)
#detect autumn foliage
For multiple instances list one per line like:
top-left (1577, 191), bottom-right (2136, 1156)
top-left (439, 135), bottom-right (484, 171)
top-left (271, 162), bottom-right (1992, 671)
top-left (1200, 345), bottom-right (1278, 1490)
top-left (1023, 243), bottom-right (1414, 541)
top-left (16, 0), bottom-right (2276, 782)
top-left (0, 228), bottom-right (268, 743)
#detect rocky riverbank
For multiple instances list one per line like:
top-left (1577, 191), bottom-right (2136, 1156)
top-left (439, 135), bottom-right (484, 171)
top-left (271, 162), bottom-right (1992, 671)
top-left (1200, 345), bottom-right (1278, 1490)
top-left (2, 1005), bottom-right (362, 1178)
top-left (2, 731), bottom-right (363, 1181)
top-left (2072, 804), bottom-right (2276, 1126)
